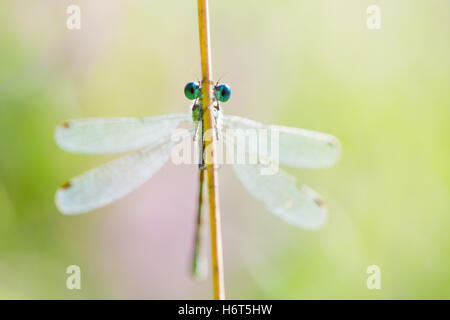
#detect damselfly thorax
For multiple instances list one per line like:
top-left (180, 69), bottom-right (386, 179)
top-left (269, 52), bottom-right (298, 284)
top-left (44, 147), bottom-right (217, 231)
top-left (187, 81), bottom-right (228, 168)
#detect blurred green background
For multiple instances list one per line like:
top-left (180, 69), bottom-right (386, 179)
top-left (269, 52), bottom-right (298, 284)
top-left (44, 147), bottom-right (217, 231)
top-left (0, 0), bottom-right (448, 299)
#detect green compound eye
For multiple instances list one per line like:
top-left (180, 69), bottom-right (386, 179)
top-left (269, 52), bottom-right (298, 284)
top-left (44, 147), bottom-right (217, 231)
top-left (184, 82), bottom-right (200, 100)
top-left (215, 84), bottom-right (231, 102)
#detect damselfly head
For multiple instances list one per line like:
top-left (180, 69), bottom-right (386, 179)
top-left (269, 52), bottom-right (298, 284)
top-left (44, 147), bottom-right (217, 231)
top-left (185, 81), bottom-right (231, 103)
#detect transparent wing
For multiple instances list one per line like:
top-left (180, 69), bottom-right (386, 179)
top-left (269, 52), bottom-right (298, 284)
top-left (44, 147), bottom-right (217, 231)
top-left (223, 135), bottom-right (327, 229)
top-left (55, 113), bottom-right (191, 154)
top-left (231, 163), bottom-right (327, 229)
top-left (223, 114), bottom-right (341, 168)
top-left (55, 138), bottom-right (179, 215)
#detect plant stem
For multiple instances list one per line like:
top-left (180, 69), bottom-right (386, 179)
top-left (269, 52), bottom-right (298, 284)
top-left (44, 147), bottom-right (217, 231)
top-left (197, 0), bottom-right (226, 300)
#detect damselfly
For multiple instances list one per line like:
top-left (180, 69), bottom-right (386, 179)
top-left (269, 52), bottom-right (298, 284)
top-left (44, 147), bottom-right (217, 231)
top-left (55, 81), bottom-right (341, 228)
